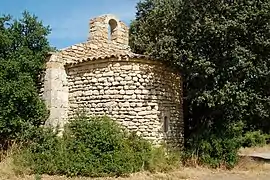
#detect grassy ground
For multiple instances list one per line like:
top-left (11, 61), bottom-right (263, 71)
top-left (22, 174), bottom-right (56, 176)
top-left (239, 145), bottom-right (270, 155)
top-left (1, 146), bottom-right (270, 180)
top-left (1, 167), bottom-right (270, 180)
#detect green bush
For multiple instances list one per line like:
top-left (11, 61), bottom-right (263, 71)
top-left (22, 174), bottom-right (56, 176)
top-left (146, 145), bottom-right (181, 172)
top-left (0, 12), bottom-right (50, 148)
top-left (14, 127), bottom-right (61, 171)
top-left (130, 0), bottom-right (270, 170)
top-left (182, 122), bottom-right (244, 168)
top-left (242, 131), bottom-right (268, 148)
top-left (18, 115), bottom-right (156, 177)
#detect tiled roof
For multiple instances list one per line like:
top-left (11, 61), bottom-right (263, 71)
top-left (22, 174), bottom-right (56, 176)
top-left (47, 41), bottom-right (152, 66)
top-left (65, 53), bottom-right (151, 66)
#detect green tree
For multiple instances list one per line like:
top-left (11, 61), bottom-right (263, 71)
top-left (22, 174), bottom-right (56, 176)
top-left (0, 12), bottom-right (51, 147)
top-left (130, 0), bottom-right (270, 166)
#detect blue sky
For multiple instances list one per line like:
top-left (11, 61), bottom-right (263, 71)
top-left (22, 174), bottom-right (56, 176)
top-left (1, 0), bottom-right (139, 49)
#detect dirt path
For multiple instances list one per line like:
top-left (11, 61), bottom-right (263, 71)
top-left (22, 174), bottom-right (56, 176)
top-left (198, 171), bottom-right (270, 180)
top-left (1, 168), bottom-right (270, 180)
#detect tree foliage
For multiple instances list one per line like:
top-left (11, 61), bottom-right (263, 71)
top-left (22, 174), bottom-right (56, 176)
top-left (130, 0), bottom-right (270, 166)
top-left (0, 12), bottom-right (51, 146)
top-left (18, 116), bottom-right (152, 177)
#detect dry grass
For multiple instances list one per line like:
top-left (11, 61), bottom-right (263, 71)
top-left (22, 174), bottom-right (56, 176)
top-left (0, 144), bottom-right (31, 180)
top-left (236, 145), bottom-right (270, 172)
top-left (0, 155), bottom-right (17, 179)
top-left (1, 145), bottom-right (270, 180)
top-left (0, 170), bottom-right (191, 180)
top-left (239, 145), bottom-right (270, 155)
top-left (0, 153), bottom-right (191, 180)
top-left (0, 163), bottom-right (270, 180)
top-left (235, 156), bottom-right (270, 172)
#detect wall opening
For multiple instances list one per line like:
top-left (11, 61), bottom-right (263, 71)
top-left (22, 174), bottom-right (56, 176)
top-left (108, 19), bottom-right (117, 41)
top-left (164, 116), bottom-right (169, 133)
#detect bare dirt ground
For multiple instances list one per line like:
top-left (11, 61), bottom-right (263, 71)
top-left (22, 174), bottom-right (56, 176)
top-left (1, 167), bottom-right (270, 180)
top-left (1, 146), bottom-right (270, 180)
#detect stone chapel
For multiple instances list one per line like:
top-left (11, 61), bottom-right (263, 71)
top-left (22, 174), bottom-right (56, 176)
top-left (42, 14), bottom-right (183, 146)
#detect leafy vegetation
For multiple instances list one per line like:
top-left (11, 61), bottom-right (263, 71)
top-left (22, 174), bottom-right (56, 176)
top-left (0, 12), bottom-right (51, 148)
top-left (16, 116), bottom-right (179, 177)
top-left (1, 1), bottom-right (270, 177)
top-left (182, 121), bottom-right (244, 168)
top-left (0, 11), bottom-right (180, 177)
top-left (242, 131), bottom-right (269, 148)
top-left (130, 0), bottom-right (270, 167)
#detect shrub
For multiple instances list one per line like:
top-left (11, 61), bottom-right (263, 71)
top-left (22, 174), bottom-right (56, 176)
top-left (146, 145), bottom-right (181, 172)
top-left (13, 127), bottom-right (61, 173)
top-left (61, 115), bottom-right (152, 176)
top-left (18, 115), bottom-right (155, 177)
top-left (0, 12), bottom-right (50, 148)
top-left (242, 131), bottom-right (268, 148)
top-left (182, 121), bottom-right (244, 168)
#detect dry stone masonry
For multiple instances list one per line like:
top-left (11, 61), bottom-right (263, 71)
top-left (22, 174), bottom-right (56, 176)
top-left (42, 14), bottom-right (184, 146)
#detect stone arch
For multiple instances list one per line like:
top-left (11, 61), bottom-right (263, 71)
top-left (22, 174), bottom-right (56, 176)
top-left (88, 14), bottom-right (129, 45)
top-left (108, 19), bottom-right (118, 41)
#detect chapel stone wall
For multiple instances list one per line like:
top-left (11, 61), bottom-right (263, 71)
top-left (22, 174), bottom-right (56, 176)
top-left (66, 59), bottom-right (183, 146)
top-left (42, 14), bottom-right (184, 147)
top-left (43, 53), bottom-right (69, 129)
